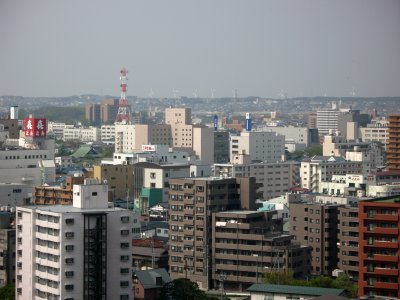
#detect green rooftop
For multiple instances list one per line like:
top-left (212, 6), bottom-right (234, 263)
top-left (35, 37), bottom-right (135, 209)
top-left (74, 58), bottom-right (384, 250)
top-left (361, 195), bottom-right (400, 204)
top-left (247, 284), bottom-right (345, 296)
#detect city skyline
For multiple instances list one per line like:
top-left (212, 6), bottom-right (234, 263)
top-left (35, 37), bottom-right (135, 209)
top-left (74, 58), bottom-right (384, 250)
top-left (1, 0), bottom-right (399, 98)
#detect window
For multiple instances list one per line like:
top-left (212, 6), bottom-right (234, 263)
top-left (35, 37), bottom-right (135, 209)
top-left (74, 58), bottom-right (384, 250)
top-left (120, 281), bottom-right (129, 288)
top-left (120, 268), bottom-right (130, 274)
top-left (92, 192), bottom-right (97, 196)
top-left (120, 242), bottom-right (129, 249)
top-left (121, 216), bottom-right (129, 223)
top-left (120, 255), bottom-right (130, 262)
top-left (65, 258), bottom-right (74, 264)
top-left (65, 218), bottom-right (74, 225)
top-left (121, 230), bottom-right (129, 236)
top-left (120, 295), bottom-right (129, 300)
top-left (65, 271), bottom-right (74, 277)
top-left (65, 245), bottom-right (74, 251)
top-left (65, 232), bottom-right (74, 238)
top-left (65, 284), bottom-right (74, 291)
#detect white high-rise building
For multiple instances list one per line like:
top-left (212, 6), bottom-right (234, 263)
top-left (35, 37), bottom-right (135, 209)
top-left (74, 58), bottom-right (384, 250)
top-left (16, 180), bottom-right (134, 300)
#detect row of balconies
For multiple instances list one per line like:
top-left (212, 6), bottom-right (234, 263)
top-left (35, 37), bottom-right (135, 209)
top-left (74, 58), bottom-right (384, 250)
top-left (363, 226), bottom-right (399, 235)
top-left (362, 280), bottom-right (398, 290)
top-left (361, 212), bottom-right (399, 222)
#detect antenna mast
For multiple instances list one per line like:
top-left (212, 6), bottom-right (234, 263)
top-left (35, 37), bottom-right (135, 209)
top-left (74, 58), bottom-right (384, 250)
top-left (115, 68), bottom-right (131, 124)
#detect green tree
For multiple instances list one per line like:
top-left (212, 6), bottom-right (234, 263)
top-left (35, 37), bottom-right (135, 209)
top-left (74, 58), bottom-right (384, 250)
top-left (158, 279), bottom-right (218, 300)
top-left (0, 285), bottom-right (15, 300)
top-left (331, 274), bottom-right (358, 298)
top-left (304, 144), bottom-right (322, 157)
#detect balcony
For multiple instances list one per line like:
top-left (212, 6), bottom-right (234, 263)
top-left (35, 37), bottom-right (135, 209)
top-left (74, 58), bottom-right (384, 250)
top-left (372, 281), bottom-right (399, 290)
top-left (373, 268), bottom-right (399, 276)
top-left (364, 226), bottom-right (398, 235)
top-left (184, 229), bottom-right (194, 236)
top-left (373, 254), bottom-right (399, 263)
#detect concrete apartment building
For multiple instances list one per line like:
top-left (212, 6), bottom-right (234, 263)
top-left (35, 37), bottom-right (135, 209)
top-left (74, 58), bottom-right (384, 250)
top-left (134, 162), bottom-right (190, 213)
top-left (230, 131), bottom-right (285, 163)
top-left (307, 112), bottom-right (317, 129)
top-left (100, 124), bottom-right (115, 142)
top-left (165, 107), bottom-right (193, 149)
top-left (300, 156), bottom-right (365, 193)
top-left (359, 120), bottom-right (389, 149)
top-left (0, 183), bottom-right (32, 206)
top-left (165, 107), bottom-right (191, 126)
top-left (323, 134), bottom-right (386, 169)
top-left (212, 210), bottom-right (311, 291)
top-left (0, 118), bottom-right (19, 139)
top-left (289, 201), bottom-right (343, 276)
top-left (33, 176), bottom-right (85, 205)
top-left (319, 172), bottom-right (400, 199)
top-left (0, 137), bottom-right (56, 189)
top-left (85, 98), bottom-right (119, 124)
top-left (107, 144), bottom-right (190, 166)
top-left (214, 154), bottom-right (298, 200)
top-left (256, 126), bottom-right (319, 151)
top-left (387, 114), bottom-right (400, 172)
top-left (0, 212), bottom-right (16, 288)
top-left (316, 104), bottom-right (370, 138)
top-left (92, 165), bottom-right (134, 200)
top-left (63, 126), bottom-right (101, 142)
top-left (193, 126), bottom-right (214, 164)
top-left (16, 180), bottom-right (134, 300)
top-left (358, 196), bottom-right (400, 299)
top-left (337, 205), bottom-right (359, 281)
top-left (214, 131), bottom-right (230, 163)
top-left (115, 124), bottom-right (172, 153)
top-left (168, 176), bottom-right (256, 290)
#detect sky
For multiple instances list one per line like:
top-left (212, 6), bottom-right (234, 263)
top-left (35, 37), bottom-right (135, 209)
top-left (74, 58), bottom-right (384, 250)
top-left (0, 0), bottom-right (399, 98)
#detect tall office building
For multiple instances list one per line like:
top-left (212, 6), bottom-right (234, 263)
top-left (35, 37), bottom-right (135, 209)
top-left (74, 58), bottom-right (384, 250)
top-left (16, 180), bottom-right (134, 299)
top-left (387, 114), bottom-right (400, 171)
top-left (358, 196), bottom-right (400, 299)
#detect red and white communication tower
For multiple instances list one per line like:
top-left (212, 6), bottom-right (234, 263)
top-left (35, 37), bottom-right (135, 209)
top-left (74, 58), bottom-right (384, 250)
top-left (115, 68), bottom-right (132, 124)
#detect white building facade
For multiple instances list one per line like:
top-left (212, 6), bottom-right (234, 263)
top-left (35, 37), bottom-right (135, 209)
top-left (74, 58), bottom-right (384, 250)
top-left (16, 181), bottom-right (134, 300)
top-left (230, 131), bottom-right (285, 163)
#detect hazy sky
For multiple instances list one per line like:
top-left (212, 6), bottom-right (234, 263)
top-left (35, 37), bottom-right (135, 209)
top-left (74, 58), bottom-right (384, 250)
top-left (1, 0), bottom-right (399, 98)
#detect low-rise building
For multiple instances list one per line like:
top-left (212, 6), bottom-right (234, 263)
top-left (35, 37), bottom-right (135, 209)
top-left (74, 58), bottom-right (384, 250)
top-left (132, 268), bottom-right (171, 300)
top-left (247, 284), bottom-right (345, 300)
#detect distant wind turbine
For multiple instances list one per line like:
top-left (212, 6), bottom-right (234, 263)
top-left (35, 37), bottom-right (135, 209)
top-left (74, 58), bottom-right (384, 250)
top-left (350, 87), bottom-right (356, 97)
top-left (172, 89), bottom-right (180, 99)
top-left (148, 88), bottom-right (155, 98)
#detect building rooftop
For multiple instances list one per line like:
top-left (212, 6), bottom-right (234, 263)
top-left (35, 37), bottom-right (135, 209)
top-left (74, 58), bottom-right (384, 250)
top-left (216, 210), bottom-right (260, 215)
top-left (21, 204), bottom-right (128, 213)
top-left (133, 268), bottom-right (171, 289)
top-left (247, 284), bottom-right (345, 296)
top-left (361, 195), bottom-right (400, 204)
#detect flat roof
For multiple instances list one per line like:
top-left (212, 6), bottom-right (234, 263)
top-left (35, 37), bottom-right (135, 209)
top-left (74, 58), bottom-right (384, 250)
top-left (21, 205), bottom-right (128, 214)
top-left (217, 210), bottom-right (258, 215)
top-left (247, 284), bottom-right (345, 296)
top-left (360, 195), bottom-right (400, 204)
